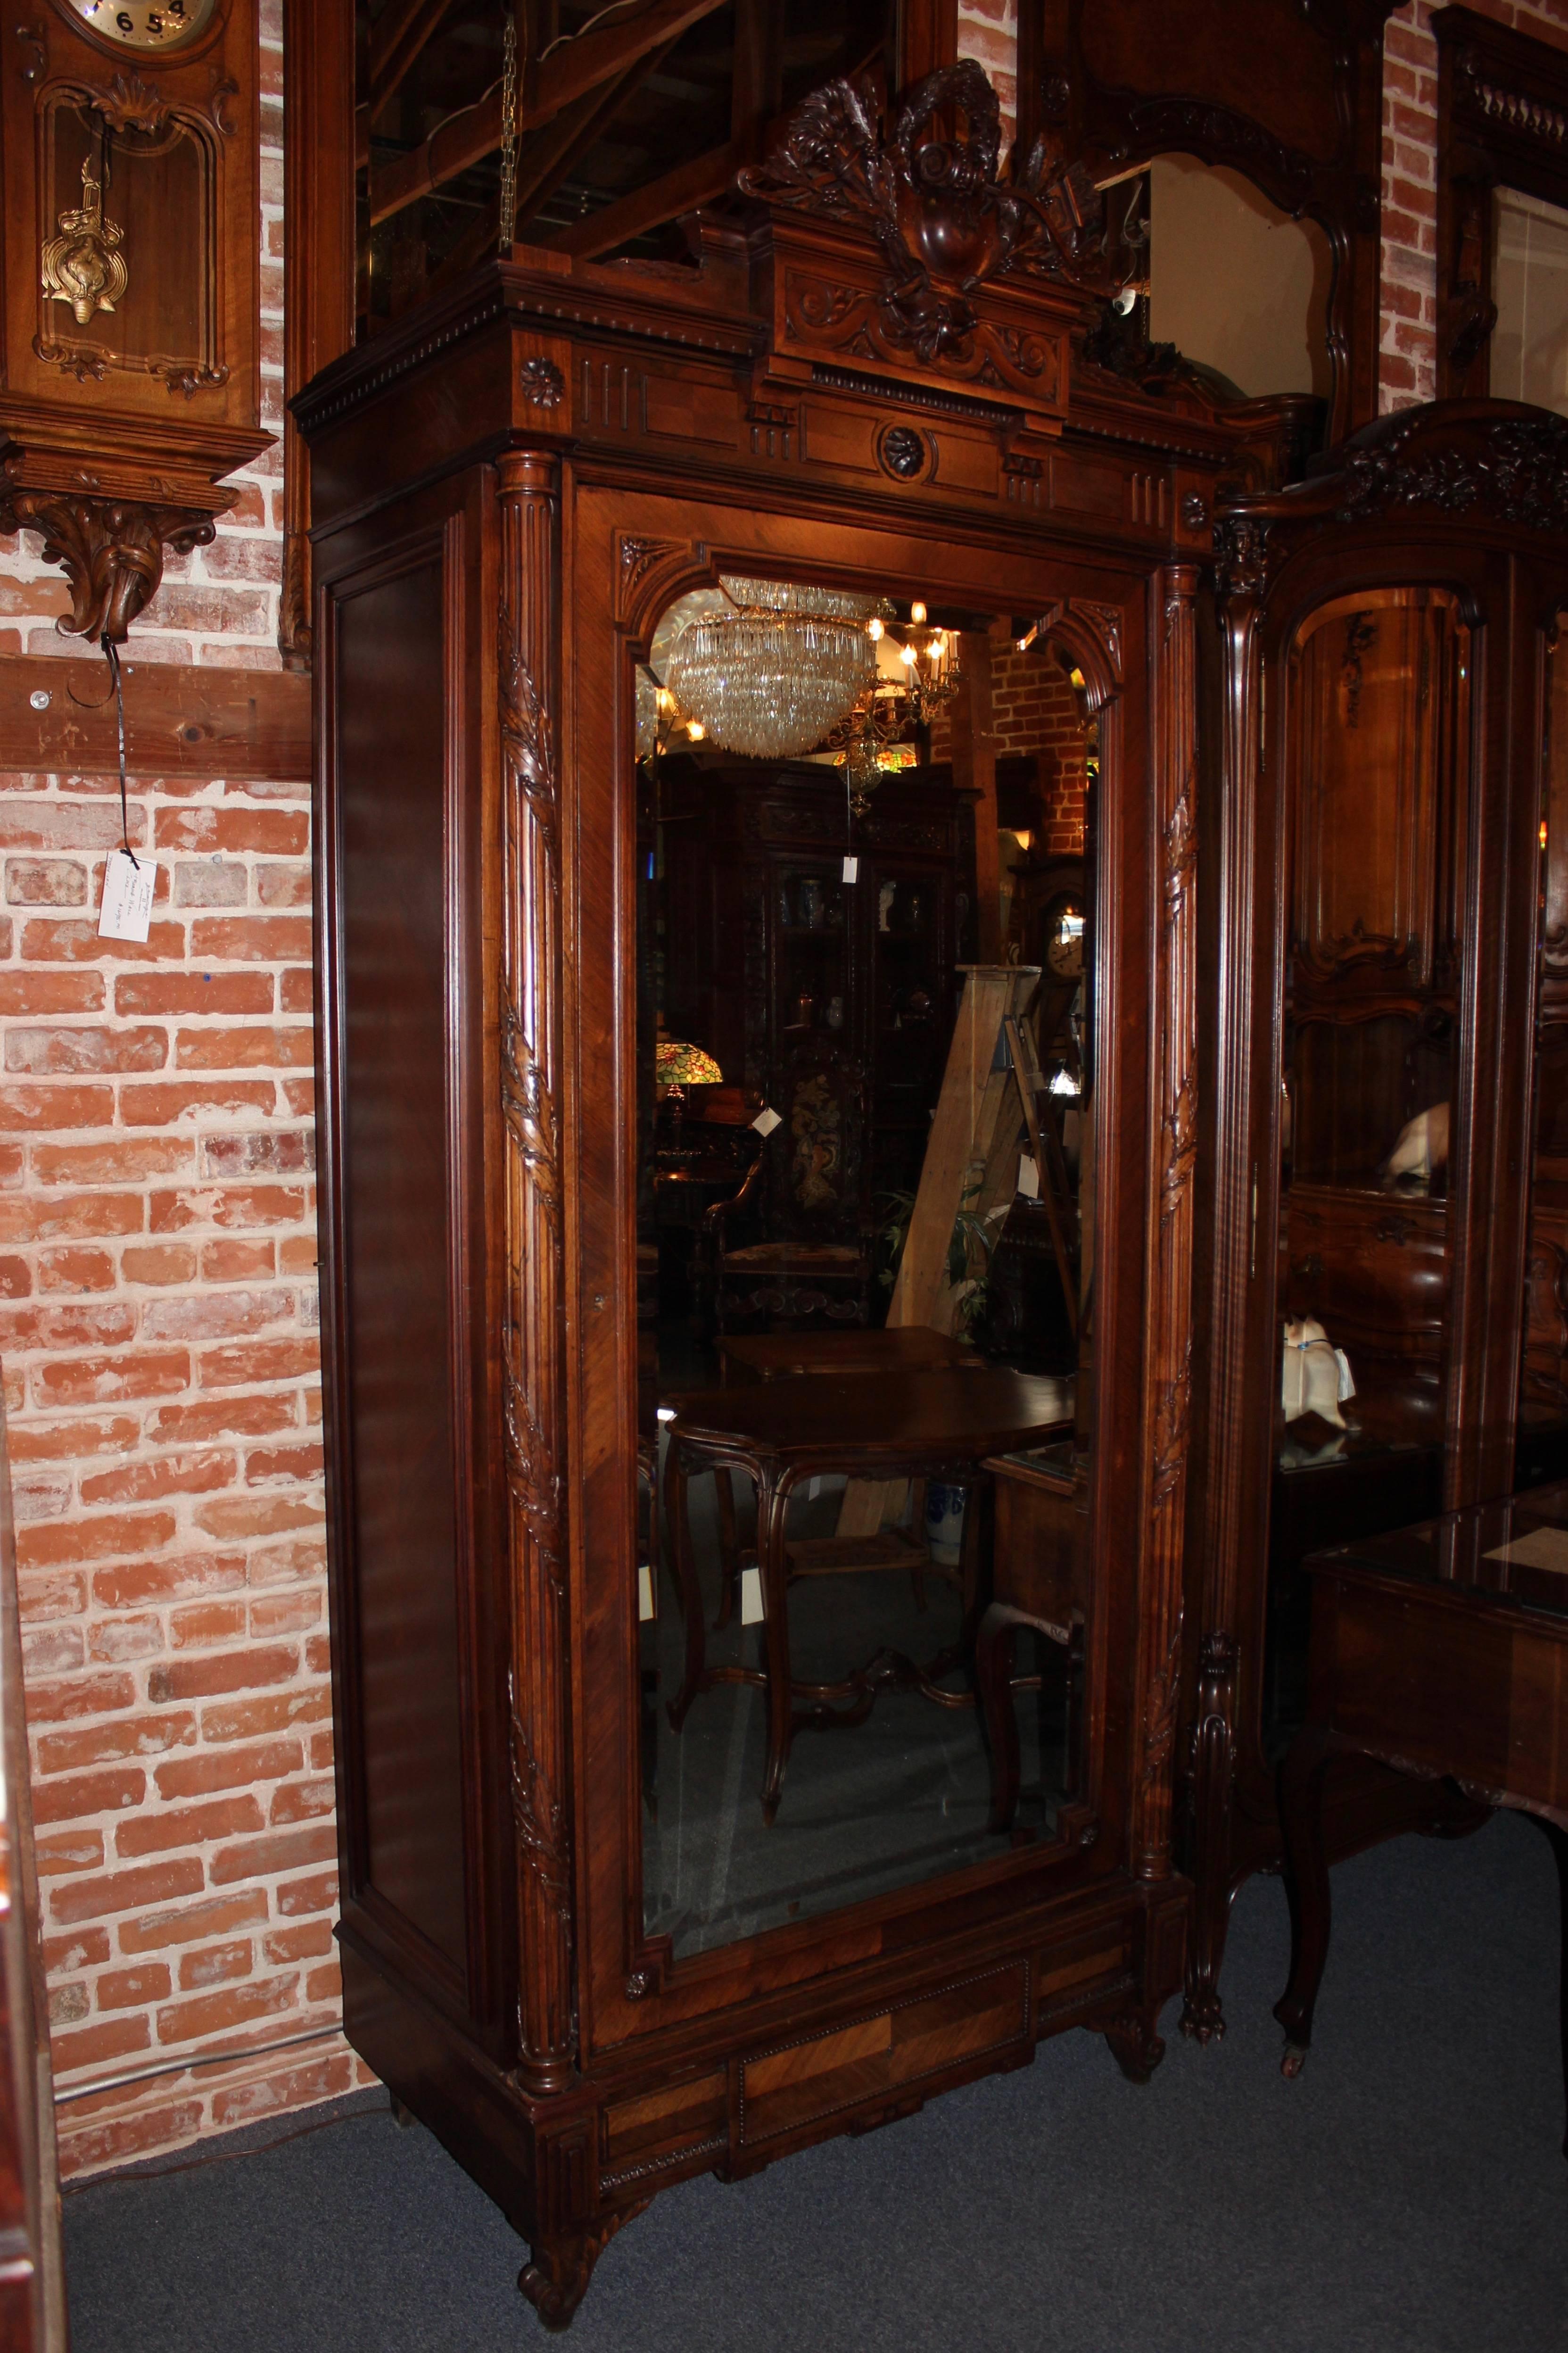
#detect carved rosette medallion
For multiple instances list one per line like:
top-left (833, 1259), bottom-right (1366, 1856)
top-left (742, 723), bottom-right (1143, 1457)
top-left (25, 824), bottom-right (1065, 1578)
top-left (520, 355), bottom-right (565, 408)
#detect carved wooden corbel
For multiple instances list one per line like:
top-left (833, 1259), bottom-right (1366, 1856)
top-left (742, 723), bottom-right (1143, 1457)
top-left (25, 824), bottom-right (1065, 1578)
top-left (0, 482), bottom-right (219, 643)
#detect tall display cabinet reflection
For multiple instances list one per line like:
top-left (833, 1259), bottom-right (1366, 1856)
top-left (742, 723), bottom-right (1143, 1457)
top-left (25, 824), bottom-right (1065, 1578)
top-left (1181, 401), bottom-right (1567, 2037)
top-left (298, 66), bottom-right (1312, 2326)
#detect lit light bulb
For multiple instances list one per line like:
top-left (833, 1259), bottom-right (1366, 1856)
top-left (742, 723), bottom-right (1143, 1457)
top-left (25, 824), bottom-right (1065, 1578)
top-left (910, 601), bottom-right (927, 625)
top-left (1542, 820), bottom-right (1550, 850)
top-left (686, 720), bottom-right (706, 741)
top-left (867, 616), bottom-right (884, 641)
top-left (900, 643), bottom-right (918, 668)
top-left (656, 687), bottom-right (674, 713)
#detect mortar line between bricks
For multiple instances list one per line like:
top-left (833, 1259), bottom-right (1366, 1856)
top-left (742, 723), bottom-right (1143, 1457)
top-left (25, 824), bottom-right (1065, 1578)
top-left (53, 2021), bottom-right (344, 2103)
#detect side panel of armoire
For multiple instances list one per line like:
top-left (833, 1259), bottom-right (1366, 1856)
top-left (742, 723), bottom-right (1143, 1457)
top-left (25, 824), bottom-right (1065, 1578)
top-left (315, 468), bottom-right (517, 2098)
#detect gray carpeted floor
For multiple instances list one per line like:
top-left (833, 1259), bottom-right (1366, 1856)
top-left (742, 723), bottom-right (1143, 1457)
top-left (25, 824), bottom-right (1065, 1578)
top-left (64, 1810), bottom-right (1568, 2353)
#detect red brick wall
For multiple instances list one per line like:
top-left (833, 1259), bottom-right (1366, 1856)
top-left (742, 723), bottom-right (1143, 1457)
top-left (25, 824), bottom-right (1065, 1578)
top-left (990, 648), bottom-right (1089, 856)
top-left (930, 647), bottom-right (1089, 855)
top-left (0, 0), bottom-right (371, 2178)
top-left (957, 0), bottom-right (1019, 139)
top-left (1380, 0), bottom-right (1568, 408)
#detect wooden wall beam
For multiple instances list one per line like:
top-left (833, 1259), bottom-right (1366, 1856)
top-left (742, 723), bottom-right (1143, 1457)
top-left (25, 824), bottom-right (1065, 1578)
top-left (731, 0), bottom-right (784, 141)
top-left (369, 0), bottom-right (730, 226)
top-left (515, 42), bottom-right (680, 237)
top-left (0, 657), bottom-right (312, 783)
top-left (545, 138), bottom-right (739, 259)
top-left (368, 0), bottom-right (461, 121)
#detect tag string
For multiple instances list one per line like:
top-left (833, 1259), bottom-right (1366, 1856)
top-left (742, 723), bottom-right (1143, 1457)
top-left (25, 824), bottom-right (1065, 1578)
top-left (101, 633), bottom-right (136, 868)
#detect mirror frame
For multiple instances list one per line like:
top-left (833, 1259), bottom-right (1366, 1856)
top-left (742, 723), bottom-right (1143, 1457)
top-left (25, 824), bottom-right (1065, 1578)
top-left (569, 485), bottom-right (1184, 2055)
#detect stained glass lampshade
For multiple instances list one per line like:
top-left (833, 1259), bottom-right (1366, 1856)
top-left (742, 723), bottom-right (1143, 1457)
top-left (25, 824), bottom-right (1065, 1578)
top-left (656, 1040), bottom-right (723, 1087)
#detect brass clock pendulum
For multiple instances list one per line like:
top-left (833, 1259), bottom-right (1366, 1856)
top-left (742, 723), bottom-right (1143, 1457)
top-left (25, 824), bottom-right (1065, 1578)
top-left (41, 131), bottom-right (128, 329)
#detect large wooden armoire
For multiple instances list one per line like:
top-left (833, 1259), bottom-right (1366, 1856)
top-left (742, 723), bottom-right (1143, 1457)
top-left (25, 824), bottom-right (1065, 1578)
top-left (297, 66), bottom-right (1310, 2327)
top-left (1180, 400), bottom-right (1568, 2037)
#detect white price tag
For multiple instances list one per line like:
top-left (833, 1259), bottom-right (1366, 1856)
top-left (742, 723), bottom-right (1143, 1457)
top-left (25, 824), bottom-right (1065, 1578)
top-left (1017, 1153), bottom-right (1040, 1200)
top-left (1334, 1348), bottom-right (1356, 1404)
top-left (842, 855), bottom-right (858, 882)
top-left (98, 850), bottom-right (154, 944)
top-left (637, 1563), bottom-right (655, 1623)
top-left (740, 1565), bottom-right (765, 1625)
top-left (751, 1106), bottom-right (782, 1138)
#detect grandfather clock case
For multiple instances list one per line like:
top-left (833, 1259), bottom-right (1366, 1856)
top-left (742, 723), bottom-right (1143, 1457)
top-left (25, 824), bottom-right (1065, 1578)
top-left (0, 0), bottom-right (265, 640)
top-left (299, 68), bottom-right (1312, 2326)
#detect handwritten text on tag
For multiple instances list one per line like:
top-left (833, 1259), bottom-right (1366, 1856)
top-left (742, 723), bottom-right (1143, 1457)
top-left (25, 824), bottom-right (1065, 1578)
top-left (99, 851), bottom-right (154, 944)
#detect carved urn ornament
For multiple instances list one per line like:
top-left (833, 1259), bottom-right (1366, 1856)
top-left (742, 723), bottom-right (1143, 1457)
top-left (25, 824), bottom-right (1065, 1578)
top-left (0, 0), bottom-right (266, 641)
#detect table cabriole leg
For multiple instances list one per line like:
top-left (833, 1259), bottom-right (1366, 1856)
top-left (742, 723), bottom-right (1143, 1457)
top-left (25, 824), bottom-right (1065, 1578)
top-left (758, 1470), bottom-right (794, 1825)
top-left (1273, 1722), bottom-right (1340, 2075)
top-left (665, 1442), bottom-right (706, 1732)
top-left (976, 1602), bottom-right (1024, 1833)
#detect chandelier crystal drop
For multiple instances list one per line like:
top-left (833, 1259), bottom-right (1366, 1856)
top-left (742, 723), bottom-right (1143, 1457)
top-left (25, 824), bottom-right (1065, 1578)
top-left (663, 576), bottom-right (881, 760)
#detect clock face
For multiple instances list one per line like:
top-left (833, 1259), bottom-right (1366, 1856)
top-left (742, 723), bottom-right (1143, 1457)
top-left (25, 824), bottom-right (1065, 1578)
top-left (62, 0), bottom-right (217, 50)
top-left (1045, 894), bottom-right (1085, 980)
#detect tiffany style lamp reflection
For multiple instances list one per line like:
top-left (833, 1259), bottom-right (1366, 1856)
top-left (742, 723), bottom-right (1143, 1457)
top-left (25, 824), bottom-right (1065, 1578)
top-left (655, 1039), bottom-right (723, 1143)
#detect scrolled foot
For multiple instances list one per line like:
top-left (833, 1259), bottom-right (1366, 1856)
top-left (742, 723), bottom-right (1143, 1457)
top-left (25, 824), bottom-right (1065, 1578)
top-left (518, 2203), bottom-right (650, 2332)
top-left (1103, 2012), bottom-right (1166, 2085)
top-left (1178, 1989), bottom-right (1226, 2045)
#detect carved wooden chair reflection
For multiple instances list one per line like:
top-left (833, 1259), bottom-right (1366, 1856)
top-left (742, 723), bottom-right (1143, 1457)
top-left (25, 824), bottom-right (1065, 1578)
top-left (709, 1033), bottom-right (873, 1332)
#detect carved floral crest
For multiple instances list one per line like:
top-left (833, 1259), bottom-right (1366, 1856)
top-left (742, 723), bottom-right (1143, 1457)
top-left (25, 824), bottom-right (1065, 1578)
top-left (739, 62), bottom-right (1134, 366)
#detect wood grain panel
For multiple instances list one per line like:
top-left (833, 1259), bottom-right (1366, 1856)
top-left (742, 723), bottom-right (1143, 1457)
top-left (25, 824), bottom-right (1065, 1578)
top-left (0, 654), bottom-right (310, 781)
top-left (337, 549), bottom-right (469, 1987)
top-left (601, 2069), bottom-right (728, 2169)
top-left (739, 1964), bottom-right (1029, 2145)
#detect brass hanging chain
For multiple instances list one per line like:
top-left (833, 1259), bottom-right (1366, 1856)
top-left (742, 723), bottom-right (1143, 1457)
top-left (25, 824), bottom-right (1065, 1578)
top-left (498, 6), bottom-right (518, 254)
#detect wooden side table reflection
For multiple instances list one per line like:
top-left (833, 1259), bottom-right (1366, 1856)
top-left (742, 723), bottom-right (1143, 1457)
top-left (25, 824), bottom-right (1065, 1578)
top-left (975, 1446), bottom-right (1087, 1833)
top-left (1275, 1485), bottom-right (1568, 2155)
top-left (706, 1325), bottom-right (982, 1625)
top-left (664, 1368), bottom-right (1073, 1823)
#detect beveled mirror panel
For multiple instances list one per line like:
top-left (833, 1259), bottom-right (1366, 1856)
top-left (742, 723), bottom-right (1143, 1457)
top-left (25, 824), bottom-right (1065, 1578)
top-left (632, 580), bottom-right (1099, 1956)
top-left (1265, 585), bottom-right (1470, 1749)
top-left (1519, 617), bottom-right (1568, 1478)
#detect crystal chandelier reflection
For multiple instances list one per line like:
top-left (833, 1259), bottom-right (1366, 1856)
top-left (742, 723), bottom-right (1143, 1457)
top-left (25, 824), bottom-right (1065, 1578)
top-left (828, 603), bottom-right (961, 814)
top-left (662, 577), bottom-right (881, 760)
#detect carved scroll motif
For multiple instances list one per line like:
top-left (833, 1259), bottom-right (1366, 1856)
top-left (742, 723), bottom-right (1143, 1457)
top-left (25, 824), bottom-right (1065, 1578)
top-left (497, 451), bottom-right (576, 2096)
top-left (0, 481), bottom-right (218, 642)
top-left (741, 62), bottom-right (1135, 368)
top-left (614, 533), bottom-right (689, 625)
top-left (1337, 414), bottom-right (1568, 530)
top-left (1133, 567), bottom-right (1201, 1883)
